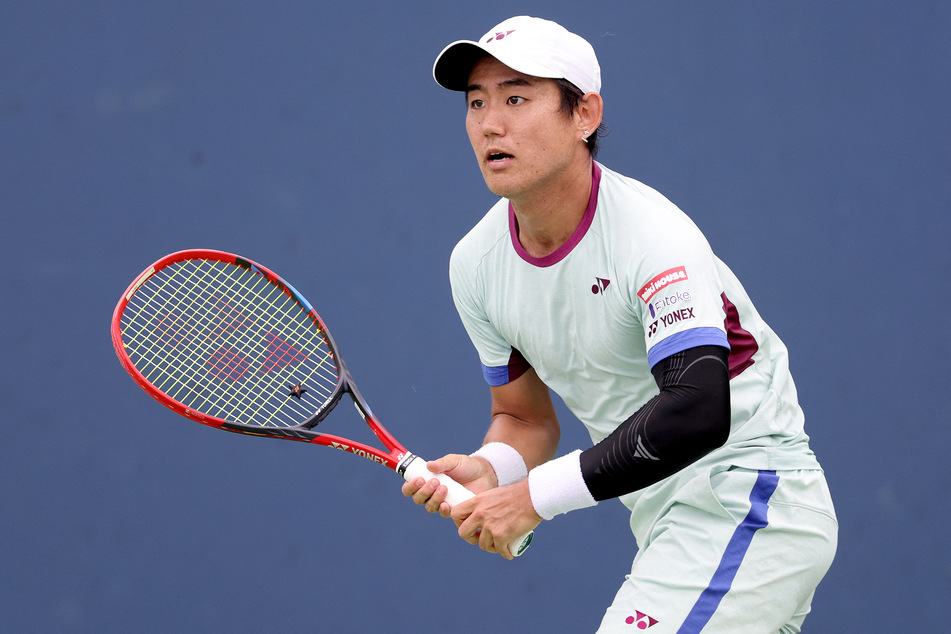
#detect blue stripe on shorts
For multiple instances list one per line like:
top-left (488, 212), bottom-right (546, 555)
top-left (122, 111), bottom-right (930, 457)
top-left (677, 470), bottom-right (780, 634)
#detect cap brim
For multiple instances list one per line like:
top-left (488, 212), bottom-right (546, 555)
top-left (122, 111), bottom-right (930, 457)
top-left (433, 39), bottom-right (564, 92)
top-left (433, 40), bottom-right (489, 91)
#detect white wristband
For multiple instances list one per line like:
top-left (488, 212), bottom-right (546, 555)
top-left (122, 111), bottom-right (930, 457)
top-left (528, 450), bottom-right (597, 520)
top-left (470, 442), bottom-right (528, 487)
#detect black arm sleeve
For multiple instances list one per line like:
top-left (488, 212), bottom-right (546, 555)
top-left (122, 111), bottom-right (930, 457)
top-left (579, 345), bottom-right (731, 501)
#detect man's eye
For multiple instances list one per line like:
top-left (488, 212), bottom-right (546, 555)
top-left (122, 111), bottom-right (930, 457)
top-left (507, 96), bottom-right (525, 105)
top-left (469, 99), bottom-right (485, 109)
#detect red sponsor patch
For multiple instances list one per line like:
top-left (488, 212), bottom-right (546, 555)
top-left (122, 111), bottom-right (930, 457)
top-left (638, 266), bottom-right (688, 303)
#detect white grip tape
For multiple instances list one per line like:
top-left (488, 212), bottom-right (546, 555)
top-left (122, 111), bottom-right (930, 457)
top-left (398, 454), bottom-right (534, 557)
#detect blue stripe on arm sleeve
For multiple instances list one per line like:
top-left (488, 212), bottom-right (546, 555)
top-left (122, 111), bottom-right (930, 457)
top-left (482, 363), bottom-right (511, 386)
top-left (481, 348), bottom-right (532, 386)
top-left (647, 327), bottom-right (729, 370)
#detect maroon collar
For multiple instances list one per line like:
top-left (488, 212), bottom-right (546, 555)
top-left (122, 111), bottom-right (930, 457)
top-left (509, 162), bottom-right (602, 268)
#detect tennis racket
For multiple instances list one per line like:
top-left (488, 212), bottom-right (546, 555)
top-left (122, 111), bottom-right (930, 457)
top-left (111, 249), bottom-right (533, 557)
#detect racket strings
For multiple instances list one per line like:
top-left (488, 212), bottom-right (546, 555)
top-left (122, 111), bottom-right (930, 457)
top-left (184, 262), bottom-right (335, 424)
top-left (124, 261), bottom-right (285, 419)
top-left (126, 263), bottom-right (260, 407)
top-left (126, 261), bottom-right (332, 425)
top-left (120, 258), bottom-right (338, 427)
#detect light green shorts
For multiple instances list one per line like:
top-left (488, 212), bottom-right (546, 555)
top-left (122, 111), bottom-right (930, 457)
top-left (597, 468), bottom-right (838, 633)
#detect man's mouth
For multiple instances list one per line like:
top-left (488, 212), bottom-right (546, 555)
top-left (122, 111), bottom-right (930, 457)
top-left (487, 152), bottom-right (513, 163)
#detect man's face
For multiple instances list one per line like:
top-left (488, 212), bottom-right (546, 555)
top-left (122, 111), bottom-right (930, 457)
top-left (465, 56), bottom-right (584, 202)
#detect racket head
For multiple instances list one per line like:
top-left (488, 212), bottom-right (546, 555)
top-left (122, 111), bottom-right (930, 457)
top-left (112, 249), bottom-right (348, 435)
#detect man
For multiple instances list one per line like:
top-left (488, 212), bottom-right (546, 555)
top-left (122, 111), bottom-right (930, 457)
top-left (403, 16), bottom-right (837, 633)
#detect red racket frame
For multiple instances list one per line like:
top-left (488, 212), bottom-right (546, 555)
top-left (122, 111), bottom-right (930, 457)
top-left (111, 249), bottom-right (410, 471)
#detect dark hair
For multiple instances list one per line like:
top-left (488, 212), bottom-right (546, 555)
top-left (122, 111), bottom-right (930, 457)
top-left (554, 78), bottom-right (606, 158)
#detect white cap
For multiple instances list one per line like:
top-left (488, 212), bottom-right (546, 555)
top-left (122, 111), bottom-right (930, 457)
top-left (433, 16), bottom-right (601, 95)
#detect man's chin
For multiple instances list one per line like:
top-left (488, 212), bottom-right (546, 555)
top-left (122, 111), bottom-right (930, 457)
top-left (481, 172), bottom-right (518, 199)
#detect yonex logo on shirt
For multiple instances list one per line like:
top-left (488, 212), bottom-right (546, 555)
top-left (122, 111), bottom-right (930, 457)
top-left (591, 277), bottom-right (611, 294)
top-left (638, 266), bottom-right (688, 303)
top-left (647, 308), bottom-right (696, 338)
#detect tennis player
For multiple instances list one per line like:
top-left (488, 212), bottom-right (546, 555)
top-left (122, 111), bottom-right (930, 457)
top-left (403, 16), bottom-right (837, 633)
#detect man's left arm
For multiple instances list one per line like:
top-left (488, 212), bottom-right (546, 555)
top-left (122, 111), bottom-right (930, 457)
top-left (580, 344), bottom-right (730, 500)
top-left (527, 344), bottom-right (731, 519)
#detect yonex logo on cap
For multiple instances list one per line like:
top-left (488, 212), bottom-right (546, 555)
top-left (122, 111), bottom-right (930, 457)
top-left (486, 30), bottom-right (515, 43)
top-left (638, 266), bottom-right (688, 303)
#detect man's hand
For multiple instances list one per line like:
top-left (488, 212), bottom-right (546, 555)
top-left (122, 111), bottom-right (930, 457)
top-left (401, 453), bottom-right (497, 518)
top-left (451, 479), bottom-right (542, 560)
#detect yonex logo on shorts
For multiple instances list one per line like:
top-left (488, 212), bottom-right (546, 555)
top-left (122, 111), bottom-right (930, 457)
top-left (638, 266), bottom-right (688, 303)
top-left (625, 611), bottom-right (659, 628)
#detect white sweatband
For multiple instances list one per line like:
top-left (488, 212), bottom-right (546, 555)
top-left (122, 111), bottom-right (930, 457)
top-left (528, 450), bottom-right (597, 520)
top-left (470, 442), bottom-right (528, 487)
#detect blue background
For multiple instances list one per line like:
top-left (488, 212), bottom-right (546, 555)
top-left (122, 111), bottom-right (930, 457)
top-left (2, 2), bottom-right (948, 632)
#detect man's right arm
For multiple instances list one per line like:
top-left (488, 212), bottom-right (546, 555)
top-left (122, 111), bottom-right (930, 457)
top-left (401, 367), bottom-right (560, 516)
top-left (482, 367), bottom-right (561, 471)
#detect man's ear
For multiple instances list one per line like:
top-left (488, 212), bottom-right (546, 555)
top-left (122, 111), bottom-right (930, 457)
top-left (575, 92), bottom-right (604, 138)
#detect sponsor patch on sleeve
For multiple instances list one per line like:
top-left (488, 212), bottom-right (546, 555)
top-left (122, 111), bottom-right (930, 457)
top-left (638, 266), bottom-right (688, 303)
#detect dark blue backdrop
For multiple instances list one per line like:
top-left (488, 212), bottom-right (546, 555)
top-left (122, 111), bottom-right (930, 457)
top-left (2, 2), bottom-right (948, 632)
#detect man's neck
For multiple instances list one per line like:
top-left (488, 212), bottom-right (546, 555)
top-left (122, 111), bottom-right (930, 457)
top-left (511, 159), bottom-right (594, 258)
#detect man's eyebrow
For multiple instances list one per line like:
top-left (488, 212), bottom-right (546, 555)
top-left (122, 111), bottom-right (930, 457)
top-left (466, 77), bottom-right (535, 94)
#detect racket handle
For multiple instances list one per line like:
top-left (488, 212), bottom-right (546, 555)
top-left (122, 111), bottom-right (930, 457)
top-left (397, 454), bottom-right (534, 557)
